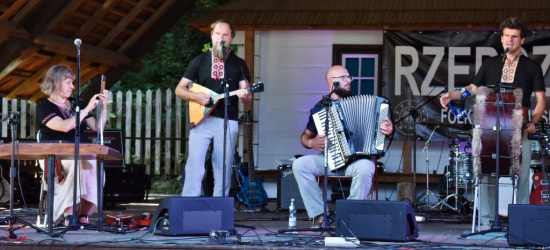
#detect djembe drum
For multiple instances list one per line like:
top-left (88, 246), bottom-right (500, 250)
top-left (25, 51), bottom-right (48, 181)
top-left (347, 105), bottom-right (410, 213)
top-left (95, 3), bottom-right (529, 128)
top-left (471, 86), bottom-right (523, 177)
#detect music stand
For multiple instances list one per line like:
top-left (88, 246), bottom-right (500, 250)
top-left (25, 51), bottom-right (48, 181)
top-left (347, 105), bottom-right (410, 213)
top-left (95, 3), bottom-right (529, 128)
top-left (0, 114), bottom-right (57, 238)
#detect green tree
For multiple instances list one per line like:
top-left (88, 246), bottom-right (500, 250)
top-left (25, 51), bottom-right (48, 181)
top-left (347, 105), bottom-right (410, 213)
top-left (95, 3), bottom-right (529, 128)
top-left (111, 0), bottom-right (234, 92)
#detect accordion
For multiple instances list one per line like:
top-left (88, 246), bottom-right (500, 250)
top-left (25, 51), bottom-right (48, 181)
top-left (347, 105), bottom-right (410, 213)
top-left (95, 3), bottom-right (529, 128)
top-left (312, 95), bottom-right (390, 171)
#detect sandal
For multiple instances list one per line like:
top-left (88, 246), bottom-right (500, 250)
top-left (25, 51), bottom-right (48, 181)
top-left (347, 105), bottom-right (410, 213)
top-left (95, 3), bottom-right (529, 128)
top-left (53, 215), bottom-right (73, 227)
top-left (311, 211), bottom-right (335, 229)
top-left (78, 214), bottom-right (91, 226)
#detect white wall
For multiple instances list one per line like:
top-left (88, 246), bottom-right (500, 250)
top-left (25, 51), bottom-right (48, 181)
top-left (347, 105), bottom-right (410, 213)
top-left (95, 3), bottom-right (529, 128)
top-left (255, 30), bottom-right (384, 170)
top-left (250, 29), bottom-right (482, 202)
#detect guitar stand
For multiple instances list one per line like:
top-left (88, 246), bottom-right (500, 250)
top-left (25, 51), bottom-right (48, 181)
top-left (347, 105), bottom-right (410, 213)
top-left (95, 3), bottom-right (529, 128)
top-left (0, 116), bottom-right (58, 238)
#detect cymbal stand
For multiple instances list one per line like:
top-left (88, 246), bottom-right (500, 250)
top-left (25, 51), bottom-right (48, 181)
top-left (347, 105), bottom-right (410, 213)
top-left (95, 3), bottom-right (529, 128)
top-left (416, 125), bottom-right (440, 208)
top-left (437, 145), bottom-right (462, 212)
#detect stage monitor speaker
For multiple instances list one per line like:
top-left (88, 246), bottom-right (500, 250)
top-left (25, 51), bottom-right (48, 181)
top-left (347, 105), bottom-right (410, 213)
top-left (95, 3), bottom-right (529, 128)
top-left (277, 164), bottom-right (305, 210)
top-left (150, 197), bottom-right (234, 236)
top-left (508, 204), bottom-right (550, 246)
top-left (335, 200), bottom-right (418, 241)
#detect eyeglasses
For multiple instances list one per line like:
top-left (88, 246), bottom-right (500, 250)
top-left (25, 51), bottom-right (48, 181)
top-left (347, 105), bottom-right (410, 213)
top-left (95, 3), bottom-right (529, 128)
top-left (331, 75), bottom-right (353, 81)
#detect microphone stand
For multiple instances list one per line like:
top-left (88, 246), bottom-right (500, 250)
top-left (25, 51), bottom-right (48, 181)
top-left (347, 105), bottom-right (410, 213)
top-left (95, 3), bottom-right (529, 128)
top-left (395, 88), bottom-right (446, 206)
top-left (221, 42), bottom-right (229, 197)
top-left (320, 83), bottom-right (341, 231)
top-left (277, 83), bottom-right (340, 235)
top-left (57, 40), bottom-right (122, 235)
top-left (0, 114), bottom-right (56, 238)
top-left (462, 50), bottom-right (508, 238)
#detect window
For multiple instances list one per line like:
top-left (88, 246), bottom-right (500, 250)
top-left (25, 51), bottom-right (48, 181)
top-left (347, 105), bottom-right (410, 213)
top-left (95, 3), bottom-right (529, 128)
top-left (333, 45), bottom-right (382, 96)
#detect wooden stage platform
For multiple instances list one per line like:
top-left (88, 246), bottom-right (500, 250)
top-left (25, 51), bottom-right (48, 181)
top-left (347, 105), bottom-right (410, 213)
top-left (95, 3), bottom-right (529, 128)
top-left (0, 194), bottom-right (527, 249)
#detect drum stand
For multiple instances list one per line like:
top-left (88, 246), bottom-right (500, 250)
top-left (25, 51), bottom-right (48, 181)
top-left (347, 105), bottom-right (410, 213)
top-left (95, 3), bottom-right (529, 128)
top-left (436, 146), bottom-right (466, 213)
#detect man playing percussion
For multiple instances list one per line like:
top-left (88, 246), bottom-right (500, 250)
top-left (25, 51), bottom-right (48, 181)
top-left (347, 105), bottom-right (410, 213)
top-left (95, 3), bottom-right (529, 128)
top-left (440, 17), bottom-right (546, 230)
top-left (292, 65), bottom-right (394, 228)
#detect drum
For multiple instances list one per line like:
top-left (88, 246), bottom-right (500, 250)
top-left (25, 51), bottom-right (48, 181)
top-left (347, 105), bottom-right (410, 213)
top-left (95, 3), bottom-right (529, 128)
top-left (471, 87), bottom-right (523, 176)
top-left (448, 153), bottom-right (474, 188)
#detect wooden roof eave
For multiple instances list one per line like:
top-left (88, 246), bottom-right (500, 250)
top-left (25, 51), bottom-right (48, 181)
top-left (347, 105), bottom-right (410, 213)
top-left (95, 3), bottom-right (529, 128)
top-left (189, 22), bottom-right (519, 33)
top-left (33, 33), bottom-right (135, 67)
top-left (0, 19), bottom-right (30, 41)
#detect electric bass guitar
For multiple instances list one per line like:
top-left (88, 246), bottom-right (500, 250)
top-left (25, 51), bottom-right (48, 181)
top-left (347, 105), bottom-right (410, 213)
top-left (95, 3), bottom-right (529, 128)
top-left (236, 111), bottom-right (268, 207)
top-left (529, 120), bottom-right (550, 205)
top-left (529, 172), bottom-right (549, 205)
top-left (188, 82), bottom-right (264, 128)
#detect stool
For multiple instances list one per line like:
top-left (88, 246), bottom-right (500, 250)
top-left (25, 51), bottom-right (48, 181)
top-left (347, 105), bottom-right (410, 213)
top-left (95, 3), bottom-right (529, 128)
top-left (317, 166), bottom-right (379, 201)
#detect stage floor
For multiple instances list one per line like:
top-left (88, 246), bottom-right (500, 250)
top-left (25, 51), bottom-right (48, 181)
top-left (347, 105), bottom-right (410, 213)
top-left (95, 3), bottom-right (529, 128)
top-left (0, 195), bottom-right (519, 249)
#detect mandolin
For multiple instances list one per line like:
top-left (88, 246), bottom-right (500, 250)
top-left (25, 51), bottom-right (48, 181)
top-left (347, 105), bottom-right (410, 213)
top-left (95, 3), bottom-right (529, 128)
top-left (236, 111), bottom-right (268, 207)
top-left (187, 82), bottom-right (264, 128)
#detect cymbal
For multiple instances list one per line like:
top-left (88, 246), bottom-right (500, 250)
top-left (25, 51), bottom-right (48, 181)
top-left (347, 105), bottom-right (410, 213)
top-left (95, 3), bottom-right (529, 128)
top-left (448, 130), bottom-right (472, 135)
top-left (418, 122), bottom-right (472, 129)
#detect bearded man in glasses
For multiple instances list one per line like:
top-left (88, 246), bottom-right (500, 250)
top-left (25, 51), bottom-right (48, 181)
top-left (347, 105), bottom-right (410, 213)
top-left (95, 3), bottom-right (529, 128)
top-left (292, 65), bottom-right (394, 229)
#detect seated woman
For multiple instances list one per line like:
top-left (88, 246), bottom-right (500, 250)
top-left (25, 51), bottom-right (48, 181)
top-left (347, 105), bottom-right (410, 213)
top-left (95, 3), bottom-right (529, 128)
top-left (37, 64), bottom-right (108, 226)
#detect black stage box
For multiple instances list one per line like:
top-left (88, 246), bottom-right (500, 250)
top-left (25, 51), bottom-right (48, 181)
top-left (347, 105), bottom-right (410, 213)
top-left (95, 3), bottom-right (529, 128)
top-left (508, 204), bottom-right (550, 246)
top-left (335, 200), bottom-right (419, 241)
top-left (277, 164), bottom-right (306, 210)
top-left (83, 130), bottom-right (124, 167)
top-left (151, 197), bottom-right (234, 235)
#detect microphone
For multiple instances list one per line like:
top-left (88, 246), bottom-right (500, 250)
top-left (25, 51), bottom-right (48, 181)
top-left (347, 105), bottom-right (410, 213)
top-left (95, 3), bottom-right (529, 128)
top-left (504, 46), bottom-right (511, 53)
top-left (74, 38), bottom-right (82, 47)
top-left (2, 111), bottom-right (20, 121)
top-left (218, 39), bottom-right (226, 47)
top-left (333, 81), bottom-right (340, 87)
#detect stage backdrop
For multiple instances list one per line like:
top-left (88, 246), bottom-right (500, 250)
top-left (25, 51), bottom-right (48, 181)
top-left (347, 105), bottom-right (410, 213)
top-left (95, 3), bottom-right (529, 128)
top-left (382, 30), bottom-right (550, 141)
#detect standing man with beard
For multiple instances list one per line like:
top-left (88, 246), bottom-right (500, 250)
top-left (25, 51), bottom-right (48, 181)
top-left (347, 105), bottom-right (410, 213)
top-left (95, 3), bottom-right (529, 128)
top-left (293, 65), bottom-right (394, 228)
top-left (176, 19), bottom-right (251, 197)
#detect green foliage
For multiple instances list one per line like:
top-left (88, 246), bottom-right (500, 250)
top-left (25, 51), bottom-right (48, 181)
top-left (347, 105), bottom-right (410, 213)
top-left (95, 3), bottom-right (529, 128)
top-left (151, 175), bottom-right (182, 194)
top-left (112, 0), bottom-right (236, 93)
